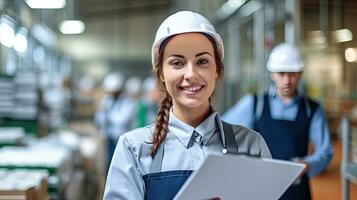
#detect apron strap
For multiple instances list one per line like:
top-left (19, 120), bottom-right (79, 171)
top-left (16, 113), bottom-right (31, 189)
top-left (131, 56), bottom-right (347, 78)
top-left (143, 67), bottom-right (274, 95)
top-left (150, 141), bottom-right (165, 173)
top-left (222, 121), bottom-right (238, 154)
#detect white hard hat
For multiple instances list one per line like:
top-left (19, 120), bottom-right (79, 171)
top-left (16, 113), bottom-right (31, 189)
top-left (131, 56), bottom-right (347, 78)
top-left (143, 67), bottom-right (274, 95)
top-left (78, 75), bottom-right (94, 92)
top-left (267, 43), bottom-right (304, 72)
top-left (151, 10), bottom-right (224, 68)
top-left (102, 72), bottom-right (124, 92)
top-left (125, 76), bottom-right (141, 95)
top-left (142, 76), bottom-right (155, 93)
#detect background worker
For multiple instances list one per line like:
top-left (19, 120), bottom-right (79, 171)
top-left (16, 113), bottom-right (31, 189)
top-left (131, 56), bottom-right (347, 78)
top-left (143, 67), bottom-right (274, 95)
top-left (222, 43), bottom-right (333, 200)
top-left (124, 76), bottom-right (142, 129)
top-left (135, 76), bottom-right (163, 127)
top-left (95, 72), bottom-right (137, 170)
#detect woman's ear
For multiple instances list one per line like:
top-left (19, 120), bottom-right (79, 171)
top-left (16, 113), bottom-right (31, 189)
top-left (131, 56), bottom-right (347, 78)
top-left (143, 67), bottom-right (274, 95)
top-left (159, 71), bottom-right (165, 82)
top-left (159, 75), bottom-right (165, 83)
top-left (215, 68), bottom-right (219, 80)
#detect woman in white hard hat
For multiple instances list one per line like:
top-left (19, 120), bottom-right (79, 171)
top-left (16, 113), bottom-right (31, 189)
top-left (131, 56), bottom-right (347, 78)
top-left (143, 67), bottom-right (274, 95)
top-left (222, 43), bottom-right (333, 200)
top-left (95, 72), bottom-right (138, 171)
top-left (103, 11), bottom-right (271, 200)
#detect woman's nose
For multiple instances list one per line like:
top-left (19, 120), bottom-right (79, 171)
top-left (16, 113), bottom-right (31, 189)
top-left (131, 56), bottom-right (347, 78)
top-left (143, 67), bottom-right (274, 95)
top-left (184, 63), bottom-right (198, 81)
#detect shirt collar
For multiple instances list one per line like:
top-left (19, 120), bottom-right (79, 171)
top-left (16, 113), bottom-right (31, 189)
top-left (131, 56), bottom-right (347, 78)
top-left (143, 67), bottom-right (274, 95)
top-left (168, 108), bottom-right (218, 148)
top-left (195, 111), bottom-right (218, 146)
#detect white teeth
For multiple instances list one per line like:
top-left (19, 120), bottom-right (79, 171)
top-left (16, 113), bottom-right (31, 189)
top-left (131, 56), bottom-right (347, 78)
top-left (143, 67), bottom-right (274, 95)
top-left (183, 85), bottom-right (202, 92)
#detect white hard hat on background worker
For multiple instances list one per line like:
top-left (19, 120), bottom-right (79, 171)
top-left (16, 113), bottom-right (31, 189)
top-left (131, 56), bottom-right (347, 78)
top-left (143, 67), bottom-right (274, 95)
top-left (151, 10), bottom-right (224, 68)
top-left (124, 76), bottom-right (141, 97)
top-left (142, 76), bottom-right (155, 93)
top-left (102, 72), bottom-right (124, 93)
top-left (266, 43), bottom-right (304, 72)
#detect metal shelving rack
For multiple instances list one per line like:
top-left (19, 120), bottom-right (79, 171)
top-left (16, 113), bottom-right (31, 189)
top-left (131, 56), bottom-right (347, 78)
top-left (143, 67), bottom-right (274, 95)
top-left (341, 115), bottom-right (357, 200)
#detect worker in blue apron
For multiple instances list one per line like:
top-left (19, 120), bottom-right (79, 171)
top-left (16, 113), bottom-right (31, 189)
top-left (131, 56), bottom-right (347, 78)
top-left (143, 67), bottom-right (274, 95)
top-left (223, 43), bottom-right (333, 200)
top-left (95, 72), bottom-right (138, 171)
top-left (103, 11), bottom-right (271, 200)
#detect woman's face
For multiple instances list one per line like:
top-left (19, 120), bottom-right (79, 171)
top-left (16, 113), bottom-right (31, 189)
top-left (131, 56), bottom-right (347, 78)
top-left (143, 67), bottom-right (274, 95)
top-left (161, 33), bottom-right (218, 111)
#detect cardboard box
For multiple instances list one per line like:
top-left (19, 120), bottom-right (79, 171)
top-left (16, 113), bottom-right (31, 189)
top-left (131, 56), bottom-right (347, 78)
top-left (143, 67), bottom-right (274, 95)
top-left (0, 187), bottom-right (36, 200)
top-left (0, 170), bottom-right (49, 200)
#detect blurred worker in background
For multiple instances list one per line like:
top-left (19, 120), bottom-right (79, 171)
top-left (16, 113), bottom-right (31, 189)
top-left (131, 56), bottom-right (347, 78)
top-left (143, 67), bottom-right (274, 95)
top-left (74, 75), bottom-right (96, 119)
top-left (95, 72), bottom-right (137, 171)
top-left (135, 76), bottom-right (163, 127)
top-left (222, 43), bottom-right (333, 200)
top-left (124, 76), bottom-right (142, 129)
top-left (125, 76), bottom-right (142, 101)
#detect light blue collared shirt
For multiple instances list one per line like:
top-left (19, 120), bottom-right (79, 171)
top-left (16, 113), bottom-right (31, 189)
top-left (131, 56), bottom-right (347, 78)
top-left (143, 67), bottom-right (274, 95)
top-left (103, 109), bottom-right (222, 200)
top-left (222, 86), bottom-right (333, 177)
top-left (103, 108), bottom-right (271, 199)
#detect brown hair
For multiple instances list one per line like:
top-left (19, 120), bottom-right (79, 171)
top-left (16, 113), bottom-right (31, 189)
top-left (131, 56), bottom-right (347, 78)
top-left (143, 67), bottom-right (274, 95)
top-left (150, 33), bottom-right (224, 157)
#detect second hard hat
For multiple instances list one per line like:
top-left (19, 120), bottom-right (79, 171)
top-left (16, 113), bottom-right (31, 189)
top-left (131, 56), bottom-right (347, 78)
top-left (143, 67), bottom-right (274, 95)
top-left (125, 76), bottom-right (142, 96)
top-left (142, 76), bottom-right (155, 93)
top-left (151, 10), bottom-right (224, 68)
top-left (266, 43), bottom-right (304, 72)
top-left (102, 72), bottom-right (124, 92)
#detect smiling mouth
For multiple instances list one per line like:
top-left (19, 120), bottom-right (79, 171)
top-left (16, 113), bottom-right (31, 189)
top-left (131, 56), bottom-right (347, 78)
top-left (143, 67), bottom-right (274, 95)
top-left (179, 85), bottom-right (204, 93)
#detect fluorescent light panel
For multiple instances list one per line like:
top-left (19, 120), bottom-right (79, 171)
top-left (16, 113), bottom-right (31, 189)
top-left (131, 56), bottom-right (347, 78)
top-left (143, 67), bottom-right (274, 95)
top-left (0, 16), bottom-right (15, 48)
top-left (59, 20), bottom-right (85, 34)
top-left (332, 28), bottom-right (353, 43)
top-left (14, 28), bottom-right (28, 53)
top-left (25, 0), bottom-right (66, 9)
top-left (0, 23), bottom-right (14, 47)
top-left (31, 24), bottom-right (56, 47)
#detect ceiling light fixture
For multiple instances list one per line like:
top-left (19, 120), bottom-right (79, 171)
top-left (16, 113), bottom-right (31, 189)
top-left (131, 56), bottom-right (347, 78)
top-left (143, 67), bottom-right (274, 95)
top-left (14, 27), bottom-right (28, 53)
top-left (345, 48), bottom-right (357, 63)
top-left (31, 24), bottom-right (56, 47)
top-left (59, 0), bottom-right (85, 34)
top-left (331, 28), bottom-right (353, 44)
top-left (25, 0), bottom-right (66, 9)
top-left (59, 20), bottom-right (85, 34)
top-left (0, 15), bottom-right (15, 47)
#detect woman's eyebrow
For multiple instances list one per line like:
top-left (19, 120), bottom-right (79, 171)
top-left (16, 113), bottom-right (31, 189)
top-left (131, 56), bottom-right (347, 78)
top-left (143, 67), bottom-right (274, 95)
top-left (168, 54), bottom-right (185, 58)
top-left (195, 52), bottom-right (212, 57)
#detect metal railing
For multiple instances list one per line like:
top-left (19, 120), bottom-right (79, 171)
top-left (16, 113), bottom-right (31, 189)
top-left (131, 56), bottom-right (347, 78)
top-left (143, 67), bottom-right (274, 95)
top-left (341, 115), bottom-right (357, 200)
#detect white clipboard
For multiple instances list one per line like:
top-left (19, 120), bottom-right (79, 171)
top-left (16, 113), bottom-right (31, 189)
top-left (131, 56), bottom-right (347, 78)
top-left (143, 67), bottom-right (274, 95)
top-left (174, 153), bottom-right (305, 200)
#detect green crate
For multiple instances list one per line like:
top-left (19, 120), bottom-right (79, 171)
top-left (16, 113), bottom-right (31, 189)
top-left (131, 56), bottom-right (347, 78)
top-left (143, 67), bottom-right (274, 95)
top-left (1, 118), bottom-right (38, 135)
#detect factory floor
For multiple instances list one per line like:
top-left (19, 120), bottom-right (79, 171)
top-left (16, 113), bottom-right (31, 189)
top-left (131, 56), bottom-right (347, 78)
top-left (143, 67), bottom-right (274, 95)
top-left (311, 140), bottom-right (357, 200)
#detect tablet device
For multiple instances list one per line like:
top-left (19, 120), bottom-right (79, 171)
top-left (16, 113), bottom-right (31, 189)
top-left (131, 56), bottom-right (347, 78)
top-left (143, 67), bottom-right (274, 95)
top-left (174, 153), bottom-right (304, 200)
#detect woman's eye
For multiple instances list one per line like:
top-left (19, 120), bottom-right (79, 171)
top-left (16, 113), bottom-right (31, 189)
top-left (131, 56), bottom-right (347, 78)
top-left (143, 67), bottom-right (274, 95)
top-left (197, 59), bottom-right (209, 65)
top-left (171, 60), bottom-right (184, 68)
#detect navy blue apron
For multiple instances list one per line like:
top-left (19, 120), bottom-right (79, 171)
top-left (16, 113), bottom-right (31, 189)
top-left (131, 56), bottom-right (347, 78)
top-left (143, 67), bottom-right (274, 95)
top-left (142, 121), bottom-right (238, 200)
top-left (254, 94), bottom-right (317, 200)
